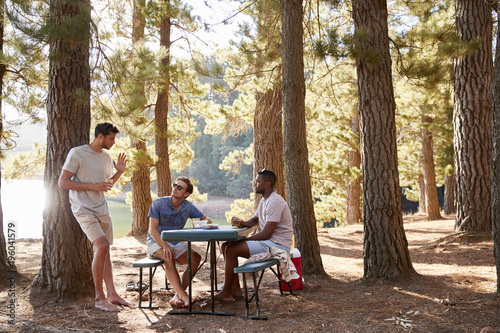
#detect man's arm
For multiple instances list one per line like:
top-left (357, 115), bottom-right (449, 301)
top-left (58, 169), bottom-right (112, 192)
top-left (245, 221), bottom-right (278, 241)
top-left (148, 217), bottom-right (175, 259)
top-left (231, 216), bottom-right (259, 228)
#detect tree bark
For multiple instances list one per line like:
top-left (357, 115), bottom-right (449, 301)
top-left (491, 6), bottom-right (500, 293)
top-left (129, 0), bottom-right (152, 235)
top-left (422, 116), bottom-right (441, 220)
top-left (155, 0), bottom-right (172, 197)
top-left (352, 0), bottom-right (414, 279)
top-left (254, 88), bottom-right (286, 208)
top-left (281, 0), bottom-right (325, 275)
top-left (454, 0), bottom-right (492, 233)
top-left (444, 172), bottom-right (455, 215)
top-left (32, 0), bottom-right (93, 296)
top-left (346, 112), bottom-right (362, 224)
top-left (130, 139), bottom-right (152, 235)
top-left (418, 173), bottom-right (426, 214)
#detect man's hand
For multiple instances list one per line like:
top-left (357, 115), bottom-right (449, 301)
top-left (113, 153), bottom-right (127, 173)
top-left (93, 181), bottom-right (113, 192)
top-left (162, 244), bottom-right (175, 260)
top-left (231, 216), bottom-right (243, 227)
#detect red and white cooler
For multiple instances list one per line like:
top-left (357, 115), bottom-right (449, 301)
top-left (280, 248), bottom-right (303, 291)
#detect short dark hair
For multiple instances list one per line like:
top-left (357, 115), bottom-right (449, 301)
top-left (257, 169), bottom-right (277, 187)
top-left (176, 176), bottom-right (194, 194)
top-left (95, 122), bottom-right (119, 137)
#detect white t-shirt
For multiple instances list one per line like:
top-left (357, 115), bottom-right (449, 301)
top-left (62, 144), bottom-right (113, 216)
top-left (254, 191), bottom-right (293, 248)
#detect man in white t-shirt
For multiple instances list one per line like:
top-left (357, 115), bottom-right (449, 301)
top-left (59, 122), bottom-right (131, 312)
top-left (214, 169), bottom-right (293, 304)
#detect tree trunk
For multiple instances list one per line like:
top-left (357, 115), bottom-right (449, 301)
top-left (454, 0), bottom-right (492, 233)
top-left (422, 116), bottom-right (441, 220)
top-left (129, 0), bottom-right (152, 235)
top-left (155, 0), bottom-right (172, 197)
top-left (346, 112), bottom-right (362, 224)
top-left (491, 6), bottom-right (500, 293)
top-left (130, 138), bottom-right (152, 235)
top-left (281, 0), bottom-right (325, 275)
top-left (352, 0), bottom-right (414, 279)
top-left (418, 173), bottom-right (426, 214)
top-left (444, 172), bottom-right (455, 215)
top-left (254, 88), bottom-right (286, 209)
top-left (32, 0), bottom-right (93, 297)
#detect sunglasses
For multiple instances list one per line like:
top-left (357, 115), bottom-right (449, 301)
top-left (172, 183), bottom-right (185, 191)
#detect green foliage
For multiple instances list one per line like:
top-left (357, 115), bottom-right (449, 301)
top-left (3, 0), bottom-right (467, 232)
top-left (305, 0), bottom-right (359, 225)
top-left (392, 0), bottom-right (454, 188)
top-left (3, 0), bottom-right (48, 125)
top-left (3, 143), bottom-right (45, 179)
top-left (188, 116), bottom-right (253, 198)
top-left (225, 195), bottom-right (255, 223)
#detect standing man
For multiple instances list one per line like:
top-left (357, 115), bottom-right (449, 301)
top-left (214, 169), bottom-right (293, 304)
top-left (147, 176), bottom-right (212, 308)
top-left (59, 122), bottom-right (131, 312)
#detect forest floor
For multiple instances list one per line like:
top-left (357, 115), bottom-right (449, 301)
top-left (2, 213), bottom-right (500, 333)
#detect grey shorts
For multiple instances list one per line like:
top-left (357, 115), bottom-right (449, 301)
top-left (146, 240), bottom-right (188, 260)
top-left (246, 240), bottom-right (289, 256)
top-left (74, 213), bottom-right (113, 245)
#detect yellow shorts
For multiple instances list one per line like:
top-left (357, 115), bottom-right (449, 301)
top-left (74, 213), bottom-right (113, 245)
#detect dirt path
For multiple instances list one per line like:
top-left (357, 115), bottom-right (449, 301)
top-left (2, 214), bottom-right (500, 332)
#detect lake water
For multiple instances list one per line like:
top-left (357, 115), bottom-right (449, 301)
top-left (1, 179), bottom-right (135, 239)
top-left (2, 179), bottom-right (228, 240)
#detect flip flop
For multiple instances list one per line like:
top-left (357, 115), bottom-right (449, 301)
top-left (137, 282), bottom-right (149, 293)
top-left (126, 281), bottom-right (149, 292)
top-left (125, 281), bottom-right (136, 291)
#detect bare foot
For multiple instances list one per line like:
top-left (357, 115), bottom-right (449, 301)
top-left (95, 299), bottom-right (121, 312)
top-left (213, 293), bottom-right (234, 304)
top-left (108, 295), bottom-right (134, 307)
top-left (169, 294), bottom-right (184, 308)
top-left (230, 285), bottom-right (243, 298)
top-left (178, 294), bottom-right (191, 308)
top-left (232, 291), bottom-right (243, 298)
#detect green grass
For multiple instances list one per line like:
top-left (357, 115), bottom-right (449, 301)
top-left (109, 200), bottom-right (230, 239)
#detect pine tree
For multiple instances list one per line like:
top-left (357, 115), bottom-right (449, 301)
top-left (491, 4), bottom-right (500, 292)
top-left (392, 0), bottom-right (454, 220)
top-left (216, 0), bottom-right (287, 208)
top-left (92, 0), bottom-right (208, 234)
top-left (32, 0), bottom-right (94, 296)
top-left (352, 0), bottom-right (414, 279)
top-left (282, 0), bottom-right (325, 275)
top-left (153, 0), bottom-right (172, 197)
top-left (309, 0), bottom-right (361, 225)
top-left (454, 0), bottom-right (492, 233)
